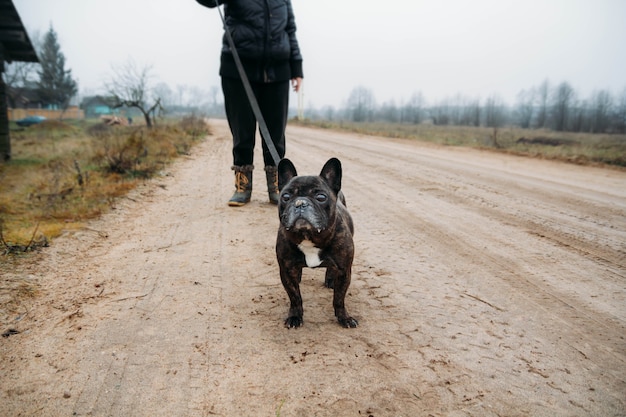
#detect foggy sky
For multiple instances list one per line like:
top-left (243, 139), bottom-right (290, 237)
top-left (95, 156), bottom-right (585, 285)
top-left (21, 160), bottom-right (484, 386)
top-left (12, 0), bottom-right (626, 109)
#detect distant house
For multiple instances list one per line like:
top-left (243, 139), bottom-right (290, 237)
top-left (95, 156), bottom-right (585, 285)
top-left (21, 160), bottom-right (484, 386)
top-left (80, 95), bottom-right (143, 121)
top-left (7, 85), bottom-right (44, 109)
top-left (7, 86), bottom-right (84, 121)
top-left (80, 95), bottom-right (119, 118)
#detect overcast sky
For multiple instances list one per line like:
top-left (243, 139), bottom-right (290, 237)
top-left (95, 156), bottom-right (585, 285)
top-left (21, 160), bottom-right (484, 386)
top-left (13, 0), bottom-right (626, 109)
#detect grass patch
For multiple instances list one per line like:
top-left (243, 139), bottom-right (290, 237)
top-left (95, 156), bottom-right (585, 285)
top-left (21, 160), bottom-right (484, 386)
top-left (294, 120), bottom-right (626, 169)
top-left (0, 115), bottom-right (211, 253)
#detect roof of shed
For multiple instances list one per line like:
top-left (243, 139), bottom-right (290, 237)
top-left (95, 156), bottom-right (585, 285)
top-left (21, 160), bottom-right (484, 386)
top-left (0, 0), bottom-right (39, 64)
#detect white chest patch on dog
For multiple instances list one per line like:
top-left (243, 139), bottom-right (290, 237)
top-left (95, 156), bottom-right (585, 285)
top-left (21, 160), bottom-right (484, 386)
top-left (298, 240), bottom-right (322, 267)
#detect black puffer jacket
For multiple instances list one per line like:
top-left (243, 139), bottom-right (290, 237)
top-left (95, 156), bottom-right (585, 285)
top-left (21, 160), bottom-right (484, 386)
top-left (197, 0), bottom-right (303, 83)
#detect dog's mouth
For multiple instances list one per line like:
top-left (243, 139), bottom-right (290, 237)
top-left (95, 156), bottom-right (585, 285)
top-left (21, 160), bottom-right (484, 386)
top-left (295, 218), bottom-right (322, 233)
top-left (285, 218), bottom-right (323, 234)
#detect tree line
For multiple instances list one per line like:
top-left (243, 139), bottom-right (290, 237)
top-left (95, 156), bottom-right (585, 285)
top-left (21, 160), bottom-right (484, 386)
top-left (308, 82), bottom-right (626, 134)
top-left (5, 26), bottom-right (625, 135)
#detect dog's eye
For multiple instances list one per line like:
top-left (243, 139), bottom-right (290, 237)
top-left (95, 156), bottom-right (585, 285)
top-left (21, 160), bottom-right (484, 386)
top-left (281, 193), bottom-right (291, 202)
top-left (315, 193), bottom-right (328, 203)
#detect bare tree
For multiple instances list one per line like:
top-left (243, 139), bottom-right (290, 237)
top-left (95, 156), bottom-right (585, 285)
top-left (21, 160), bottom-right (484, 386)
top-left (402, 91), bottom-right (425, 124)
top-left (485, 94), bottom-right (506, 128)
top-left (552, 81), bottom-right (575, 131)
top-left (176, 84), bottom-right (188, 107)
top-left (570, 99), bottom-right (588, 132)
top-left (614, 88), bottom-right (626, 133)
top-left (432, 98), bottom-right (451, 125)
top-left (449, 94), bottom-right (463, 125)
top-left (379, 99), bottom-right (399, 123)
top-left (590, 89), bottom-right (613, 133)
top-left (347, 86), bottom-right (375, 122)
top-left (187, 86), bottom-right (207, 110)
top-left (4, 61), bottom-right (39, 108)
top-left (515, 88), bottom-right (535, 129)
top-left (485, 94), bottom-right (506, 147)
top-left (153, 82), bottom-right (174, 109)
top-left (3, 29), bottom-right (41, 108)
top-left (209, 85), bottom-right (219, 107)
top-left (106, 60), bottom-right (162, 127)
top-left (457, 96), bottom-right (480, 126)
top-left (468, 99), bottom-right (481, 127)
top-left (321, 105), bottom-right (336, 121)
top-left (535, 79), bottom-right (550, 128)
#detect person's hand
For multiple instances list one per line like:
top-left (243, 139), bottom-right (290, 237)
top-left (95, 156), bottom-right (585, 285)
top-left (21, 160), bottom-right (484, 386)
top-left (291, 77), bottom-right (303, 93)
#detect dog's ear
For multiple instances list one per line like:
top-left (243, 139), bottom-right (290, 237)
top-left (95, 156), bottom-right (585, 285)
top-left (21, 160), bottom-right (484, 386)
top-left (278, 158), bottom-right (298, 191)
top-left (320, 158), bottom-right (342, 195)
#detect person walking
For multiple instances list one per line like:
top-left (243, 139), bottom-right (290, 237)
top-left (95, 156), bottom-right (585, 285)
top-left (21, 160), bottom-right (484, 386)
top-left (197, 0), bottom-right (304, 206)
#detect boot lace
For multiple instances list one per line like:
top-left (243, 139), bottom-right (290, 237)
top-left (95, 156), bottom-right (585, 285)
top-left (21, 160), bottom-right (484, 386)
top-left (235, 171), bottom-right (249, 192)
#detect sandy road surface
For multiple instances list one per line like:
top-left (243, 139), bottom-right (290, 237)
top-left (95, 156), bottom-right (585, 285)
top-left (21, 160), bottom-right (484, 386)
top-left (1, 120), bottom-right (625, 416)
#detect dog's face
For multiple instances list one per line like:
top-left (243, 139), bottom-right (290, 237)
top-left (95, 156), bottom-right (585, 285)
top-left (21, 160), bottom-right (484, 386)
top-left (277, 158), bottom-right (343, 243)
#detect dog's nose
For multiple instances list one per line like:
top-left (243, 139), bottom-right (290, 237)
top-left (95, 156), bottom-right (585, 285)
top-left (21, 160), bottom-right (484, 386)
top-left (295, 198), bottom-right (308, 208)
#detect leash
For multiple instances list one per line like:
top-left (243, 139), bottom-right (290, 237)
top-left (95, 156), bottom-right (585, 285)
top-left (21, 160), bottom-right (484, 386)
top-left (213, 0), bottom-right (282, 167)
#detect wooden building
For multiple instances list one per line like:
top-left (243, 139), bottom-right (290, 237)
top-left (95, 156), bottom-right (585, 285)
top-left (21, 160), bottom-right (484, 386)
top-left (0, 0), bottom-right (39, 161)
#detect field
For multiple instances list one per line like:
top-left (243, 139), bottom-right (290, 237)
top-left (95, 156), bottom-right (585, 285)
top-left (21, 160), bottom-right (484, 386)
top-left (1, 120), bottom-right (624, 416)
top-left (295, 119), bottom-right (626, 168)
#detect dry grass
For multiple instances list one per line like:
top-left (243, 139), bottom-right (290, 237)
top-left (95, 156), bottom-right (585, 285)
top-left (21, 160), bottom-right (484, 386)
top-left (0, 115), bottom-right (211, 252)
top-left (295, 120), bottom-right (626, 169)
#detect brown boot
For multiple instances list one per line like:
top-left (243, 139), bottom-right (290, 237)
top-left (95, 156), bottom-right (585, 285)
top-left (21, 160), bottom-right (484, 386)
top-left (228, 165), bottom-right (253, 206)
top-left (265, 165), bottom-right (279, 205)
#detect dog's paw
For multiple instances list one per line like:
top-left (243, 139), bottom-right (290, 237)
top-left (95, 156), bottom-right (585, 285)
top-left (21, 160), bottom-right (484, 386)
top-left (284, 316), bottom-right (303, 328)
top-left (338, 316), bottom-right (358, 328)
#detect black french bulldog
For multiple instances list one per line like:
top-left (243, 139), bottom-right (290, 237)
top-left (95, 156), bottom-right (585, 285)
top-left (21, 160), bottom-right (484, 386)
top-left (276, 157), bottom-right (358, 328)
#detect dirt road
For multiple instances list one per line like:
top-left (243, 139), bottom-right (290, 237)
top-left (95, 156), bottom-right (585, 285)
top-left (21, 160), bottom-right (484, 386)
top-left (1, 120), bottom-right (625, 416)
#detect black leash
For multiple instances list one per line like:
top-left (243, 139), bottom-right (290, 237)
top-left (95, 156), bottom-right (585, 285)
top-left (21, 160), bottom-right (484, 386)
top-left (213, 0), bottom-right (282, 166)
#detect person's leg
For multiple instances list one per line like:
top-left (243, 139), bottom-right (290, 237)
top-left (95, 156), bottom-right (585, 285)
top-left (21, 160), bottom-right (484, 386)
top-left (222, 77), bottom-right (256, 166)
top-left (257, 81), bottom-right (289, 204)
top-left (257, 80), bottom-right (289, 167)
top-left (222, 77), bottom-right (256, 206)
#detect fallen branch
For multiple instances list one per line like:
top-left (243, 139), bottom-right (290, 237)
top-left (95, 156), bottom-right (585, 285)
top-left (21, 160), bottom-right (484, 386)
top-left (463, 292), bottom-right (505, 311)
top-left (110, 293), bottom-right (148, 302)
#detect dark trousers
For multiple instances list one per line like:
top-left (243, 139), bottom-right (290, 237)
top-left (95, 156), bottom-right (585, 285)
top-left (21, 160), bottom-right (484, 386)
top-left (221, 77), bottom-right (289, 167)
